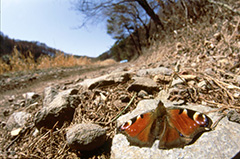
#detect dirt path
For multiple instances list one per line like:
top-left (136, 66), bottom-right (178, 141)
top-left (0, 64), bottom-right (125, 121)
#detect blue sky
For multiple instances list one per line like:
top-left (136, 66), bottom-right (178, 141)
top-left (1, 0), bottom-right (115, 57)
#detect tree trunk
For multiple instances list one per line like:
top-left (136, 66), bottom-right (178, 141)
top-left (135, 0), bottom-right (164, 29)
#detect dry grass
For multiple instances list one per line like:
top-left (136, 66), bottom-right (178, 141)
top-left (135, 15), bottom-right (240, 113)
top-left (0, 50), bottom-right (117, 75)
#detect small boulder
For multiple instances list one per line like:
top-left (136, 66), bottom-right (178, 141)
top-left (6, 111), bottom-right (32, 131)
top-left (136, 67), bottom-right (173, 77)
top-left (43, 86), bottom-right (58, 107)
top-left (22, 92), bottom-right (40, 104)
top-left (227, 110), bottom-right (240, 124)
top-left (66, 123), bottom-right (106, 151)
top-left (127, 77), bottom-right (159, 94)
top-left (79, 71), bottom-right (131, 89)
top-left (34, 89), bottom-right (80, 129)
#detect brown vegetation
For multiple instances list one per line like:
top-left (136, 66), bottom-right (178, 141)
top-left (0, 49), bottom-right (117, 75)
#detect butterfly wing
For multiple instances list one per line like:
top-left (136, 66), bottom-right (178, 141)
top-left (118, 111), bottom-right (160, 147)
top-left (158, 108), bottom-right (212, 149)
top-left (118, 100), bottom-right (213, 149)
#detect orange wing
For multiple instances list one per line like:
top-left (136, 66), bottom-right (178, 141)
top-left (119, 111), bottom-right (159, 147)
top-left (158, 108), bottom-right (212, 149)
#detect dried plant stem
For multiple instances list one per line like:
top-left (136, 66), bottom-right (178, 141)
top-left (109, 92), bottom-right (137, 123)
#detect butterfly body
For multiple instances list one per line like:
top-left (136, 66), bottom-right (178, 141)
top-left (118, 101), bottom-right (212, 149)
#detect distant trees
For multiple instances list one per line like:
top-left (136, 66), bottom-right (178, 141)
top-left (74, 0), bottom-right (164, 60)
top-left (74, 0), bottom-right (233, 61)
top-left (0, 32), bottom-right (57, 62)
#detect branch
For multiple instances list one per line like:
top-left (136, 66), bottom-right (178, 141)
top-left (208, 0), bottom-right (240, 15)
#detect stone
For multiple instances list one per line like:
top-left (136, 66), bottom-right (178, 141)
top-left (43, 86), bottom-right (59, 107)
top-left (11, 127), bottom-right (23, 137)
top-left (3, 109), bottom-right (10, 116)
top-left (79, 71), bottom-right (131, 89)
top-left (138, 90), bottom-right (149, 98)
top-left (6, 111), bottom-right (32, 131)
top-left (227, 110), bottom-right (240, 124)
top-left (22, 92), bottom-right (40, 104)
top-left (8, 95), bottom-right (15, 102)
top-left (136, 67), bottom-right (173, 77)
top-left (32, 128), bottom-right (40, 137)
top-left (34, 89), bottom-right (80, 129)
top-left (111, 99), bottom-right (240, 159)
top-left (127, 77), bottom-right (159, 94)
top-left (66, 123), bottom-right (106, 151)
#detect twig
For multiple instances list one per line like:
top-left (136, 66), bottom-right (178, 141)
top-left (109, 92), bottom-right (136, 123)
top-left (208, 0), bottom-right (240, 15)
top-left (4, 124), bottom-right (34, 151)
top-left (4, 135), bottom-right (21, 151)
top-left (211, 114), bottom-right (226, 130)
top-left (205, 75), bottom-right (234, 101)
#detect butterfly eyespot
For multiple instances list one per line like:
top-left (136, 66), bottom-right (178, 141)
top-left (193, 112), bottom-right (208, 125)
top-left (121, 120), bottom-right (132, 130)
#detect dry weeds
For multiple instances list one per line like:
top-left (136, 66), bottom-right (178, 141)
top-left (0, 50), bottom-right (117, 75)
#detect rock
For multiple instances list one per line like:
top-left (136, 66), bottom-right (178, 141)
top-left (138, 90), bottom-right (149, 98)
top-left (0, 121), bottom-right (6, 127)
top-left (22, 92), bottom-right (40, 104)
top-left (34, 89), bottom-right (80, 129)
top-left (3, 109), bottom-right (10, 116)
top-left (8, 95), bottom-right (15, 102)
top-left (79, 71), bottom-right (131, 89)
top-left (153, 74), bottom-right (171, 84)
top-left (227, 110), bottom-right (240, 124)
top-left (136, 67), bottom-right (173, 77)
top-left (127, 77), bottom-right (159, 94)
top-left (6, 111), bottom-right (32, 131)
top-left (32, 128), bottom-right (40, 137)
top-left (43, 86), bottom-right (59, 107)
top-left (112, 99), bottom-right (240, 159)
top-left (66, 123), bottom-right (106, 151)
top-left (10, 127), bottom-right (23, 137)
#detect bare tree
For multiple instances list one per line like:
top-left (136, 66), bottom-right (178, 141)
top-left (73, 0), bottom-right (164, 29)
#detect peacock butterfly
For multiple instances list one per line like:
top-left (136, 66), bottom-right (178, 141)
top-left (118, 100), bottom-right (212, 149)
